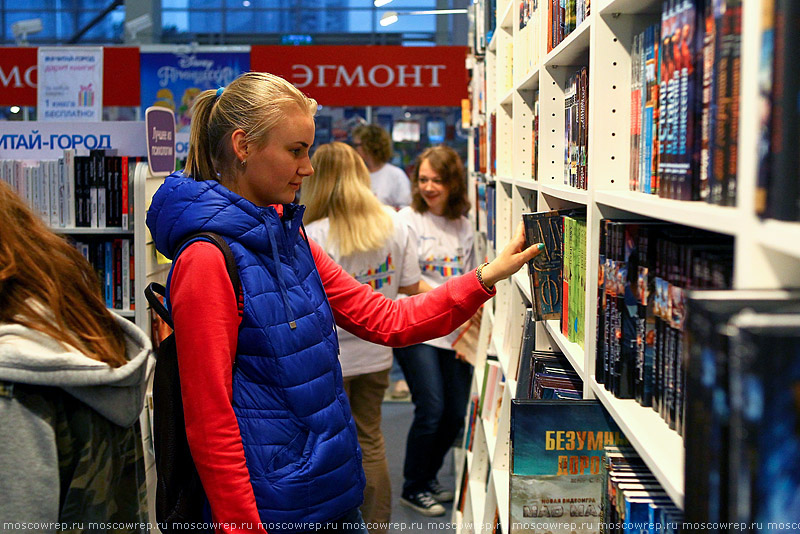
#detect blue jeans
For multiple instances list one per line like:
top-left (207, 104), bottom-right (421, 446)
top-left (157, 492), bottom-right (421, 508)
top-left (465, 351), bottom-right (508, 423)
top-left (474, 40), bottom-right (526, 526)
top-left (394, 343), bottom-right (473, 495)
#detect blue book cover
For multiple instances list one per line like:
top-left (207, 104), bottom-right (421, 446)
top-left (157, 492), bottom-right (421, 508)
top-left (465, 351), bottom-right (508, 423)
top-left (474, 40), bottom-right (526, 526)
top-left (510, 400), bottom-right (625, 533)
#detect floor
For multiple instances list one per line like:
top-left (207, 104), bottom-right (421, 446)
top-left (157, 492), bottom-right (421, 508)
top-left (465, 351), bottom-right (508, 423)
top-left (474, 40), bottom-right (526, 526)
top-left (381, 399), bottom-right (458, 534)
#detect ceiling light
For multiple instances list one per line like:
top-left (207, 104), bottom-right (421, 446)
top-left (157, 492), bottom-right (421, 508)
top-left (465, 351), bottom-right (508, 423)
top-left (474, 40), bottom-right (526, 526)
top-left (380, 9), bottom-right (467, 26)
top-left (380, 11), bottom-right (399, 26)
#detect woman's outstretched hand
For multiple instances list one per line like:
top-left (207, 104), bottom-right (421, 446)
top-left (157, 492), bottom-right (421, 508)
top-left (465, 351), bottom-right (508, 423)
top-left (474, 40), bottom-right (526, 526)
top-left (480, 222), bottom-right (544, 288)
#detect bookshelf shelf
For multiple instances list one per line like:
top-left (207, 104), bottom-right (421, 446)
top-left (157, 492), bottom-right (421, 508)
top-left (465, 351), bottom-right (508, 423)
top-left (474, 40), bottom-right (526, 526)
top-left (512, 176), bottom-right (538, 190)
top-left (594, 190), bottom-right (742, 235)
top-left (543, 319), bottom-right (585, 378)
top-left (517, 67), bottom-right (540, 91)
top-left (757, 219), bottom-right (800, 260)
top-left (499, 87), bottom-right (515, 107)
top-left (589, 377), bottom-right (684, 508)
top-left (539, 181), bottom-right (589, 204)
top-left (598, 0), bottom-right (664, 16)
top-left (544, 19), bottom-right (591, 68)
top-left (53, 227), bottom-right (135, 235)
top-left (488, 31), bottom-right (498, 52)
top-left (496, 174), bottom-right (514, 186)
top-left (499, 0), bottom-right (514, 29)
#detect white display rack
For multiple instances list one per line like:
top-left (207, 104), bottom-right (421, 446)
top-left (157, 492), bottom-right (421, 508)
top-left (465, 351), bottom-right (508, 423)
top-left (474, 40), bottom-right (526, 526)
top-left (456, 1), bottom-right (800, 533)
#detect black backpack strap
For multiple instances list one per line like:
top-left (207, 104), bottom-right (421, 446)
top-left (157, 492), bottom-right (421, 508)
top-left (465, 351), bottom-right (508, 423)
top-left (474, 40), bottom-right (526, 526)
top-left (144, 232), bottom-right (243, 327)
top-left (145, 283), bottom-right (172, 328)
top-left (177, 232), bottom-right (243, 317)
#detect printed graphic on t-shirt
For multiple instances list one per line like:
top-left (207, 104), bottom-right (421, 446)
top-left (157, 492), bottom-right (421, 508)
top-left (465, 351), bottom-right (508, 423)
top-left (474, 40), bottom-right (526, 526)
top-left (352, 253), bottom-right (395, 290)
top-left (419, 255), bottom-right (464, 277)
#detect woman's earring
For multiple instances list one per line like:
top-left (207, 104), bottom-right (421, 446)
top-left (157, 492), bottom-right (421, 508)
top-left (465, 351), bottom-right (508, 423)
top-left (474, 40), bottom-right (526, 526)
top-left (240, 159), bottom-right (247, 167)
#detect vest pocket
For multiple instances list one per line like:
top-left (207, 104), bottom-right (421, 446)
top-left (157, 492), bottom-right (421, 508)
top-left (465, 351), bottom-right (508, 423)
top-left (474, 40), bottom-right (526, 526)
top-left (265, 427), bottom-right (310, 478)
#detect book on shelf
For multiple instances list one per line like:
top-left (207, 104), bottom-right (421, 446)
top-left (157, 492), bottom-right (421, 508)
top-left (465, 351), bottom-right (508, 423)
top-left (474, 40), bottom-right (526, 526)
top-left (629, 0), bottom-right (741, 205)
top-left (600, 446), bottom-right (682, 532)
top-left (509, 400), bottom-right (625, 534)
top-left (0, 149), bottom-right (140, 230)
top-left (727, 311), bottom-right (800, 529)
top-left (596, 220), bottom-right (734, 432)
top-left (515, 310), bottom-right (575, 400)
top-left (683, 289), bottom-right (800, 528)
top-left (562, 214), bottom-right (586, 346)
top-left (465, 391), bottom-right (480, 452)
top-left (755, 0), bottom-right (800, 221)
top-left (546, 0), bottom-right (588, 52)
top-left (71, 236), bottom-right (136, 311)
top-left (522, 208), bottom-right (586, 322)
top-left (563, 66), bottom-right (589, 190)
top-left (532, 89), bottom-right (540, 181)
top-left (515, 307), bottom-right (536, 385)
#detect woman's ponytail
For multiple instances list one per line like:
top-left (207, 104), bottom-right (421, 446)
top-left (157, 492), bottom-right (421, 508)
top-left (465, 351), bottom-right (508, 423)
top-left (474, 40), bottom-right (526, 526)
top-left (185, 90), bottom-right (219, 180)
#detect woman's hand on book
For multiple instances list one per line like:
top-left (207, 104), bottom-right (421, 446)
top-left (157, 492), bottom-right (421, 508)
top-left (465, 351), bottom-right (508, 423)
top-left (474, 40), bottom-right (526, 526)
top-left (480, 222), bottom-right (544, 288)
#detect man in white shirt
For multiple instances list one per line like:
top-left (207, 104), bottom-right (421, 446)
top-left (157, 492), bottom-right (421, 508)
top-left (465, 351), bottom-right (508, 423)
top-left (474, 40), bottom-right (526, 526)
top-left (352, 124), bottom-right (412, 210)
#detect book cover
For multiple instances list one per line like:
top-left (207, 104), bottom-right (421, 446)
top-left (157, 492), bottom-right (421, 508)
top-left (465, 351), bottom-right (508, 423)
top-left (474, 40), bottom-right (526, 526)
top-left (523, 208), bottom-right (585, 321)
top-left (683, 290), bottom-right (800, 527)
top-left (729, 312), bottom-right (800, 527)
top-left (754, 0), bottom-right (774, 216)
top-left (510, 400), bottom-right (625, 534)
top-left (765, 0), bottom-right (800, 220)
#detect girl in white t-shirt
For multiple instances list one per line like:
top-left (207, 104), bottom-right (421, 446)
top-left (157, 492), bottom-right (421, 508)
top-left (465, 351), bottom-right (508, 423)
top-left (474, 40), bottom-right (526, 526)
top-left (303, 142), bottom-right (423, 534)
top-left (395, 145), bottom-right (476, 517)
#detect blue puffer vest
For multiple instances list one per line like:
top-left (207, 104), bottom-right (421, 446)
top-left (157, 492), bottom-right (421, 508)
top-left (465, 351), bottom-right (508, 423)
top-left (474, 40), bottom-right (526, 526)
top-left (147, 172), bottom-right (365, 532)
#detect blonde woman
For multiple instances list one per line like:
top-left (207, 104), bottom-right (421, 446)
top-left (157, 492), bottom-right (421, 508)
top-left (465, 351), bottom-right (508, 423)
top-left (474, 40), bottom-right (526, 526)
top-left (303, 142), bottom-right (422, 534)
top-left (147, 71), bottom-right (543, 534)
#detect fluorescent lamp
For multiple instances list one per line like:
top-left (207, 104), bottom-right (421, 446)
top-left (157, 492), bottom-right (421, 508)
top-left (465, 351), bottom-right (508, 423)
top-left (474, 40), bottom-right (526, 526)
top-left (408, 9), bottom-right (468, 15)
top-left (380, 11), bottom-right (399, 26)
top-left (374, 0), bottom-right (393, 6)
top-left (379, 8), bottom-right (468, 26)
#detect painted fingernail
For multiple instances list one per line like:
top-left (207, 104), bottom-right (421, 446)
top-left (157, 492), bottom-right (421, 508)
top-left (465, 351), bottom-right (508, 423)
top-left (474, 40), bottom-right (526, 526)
top-left (537, 243), bottom-right (545, 250)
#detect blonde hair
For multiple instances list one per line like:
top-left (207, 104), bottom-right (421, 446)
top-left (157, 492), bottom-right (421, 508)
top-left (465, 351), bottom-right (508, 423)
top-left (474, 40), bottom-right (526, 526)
top-left (185, 72), bottom-right (318, 183)
top-left (303, 142), bottom-right (394, 256)
top-left (0, 181), bottom-right (126, 367)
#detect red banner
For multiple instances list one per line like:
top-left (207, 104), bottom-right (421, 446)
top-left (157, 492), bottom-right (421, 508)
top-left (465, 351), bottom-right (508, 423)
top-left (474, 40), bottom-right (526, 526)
top-left (0, 45), bottom-right (466, 108)
top-left (0, 47), bottom-right (140, 107)
top-left (251, 45), bottom-right (468, 107)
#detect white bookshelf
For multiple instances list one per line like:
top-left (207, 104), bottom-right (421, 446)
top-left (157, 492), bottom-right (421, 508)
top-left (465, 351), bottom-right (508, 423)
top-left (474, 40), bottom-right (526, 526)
top-left (455, 1), bottom-right (800, 533)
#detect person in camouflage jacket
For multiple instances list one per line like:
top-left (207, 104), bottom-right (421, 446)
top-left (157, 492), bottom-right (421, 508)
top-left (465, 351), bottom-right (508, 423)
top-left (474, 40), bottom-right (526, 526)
top-left (0, 181), bottom-right (154, 534)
